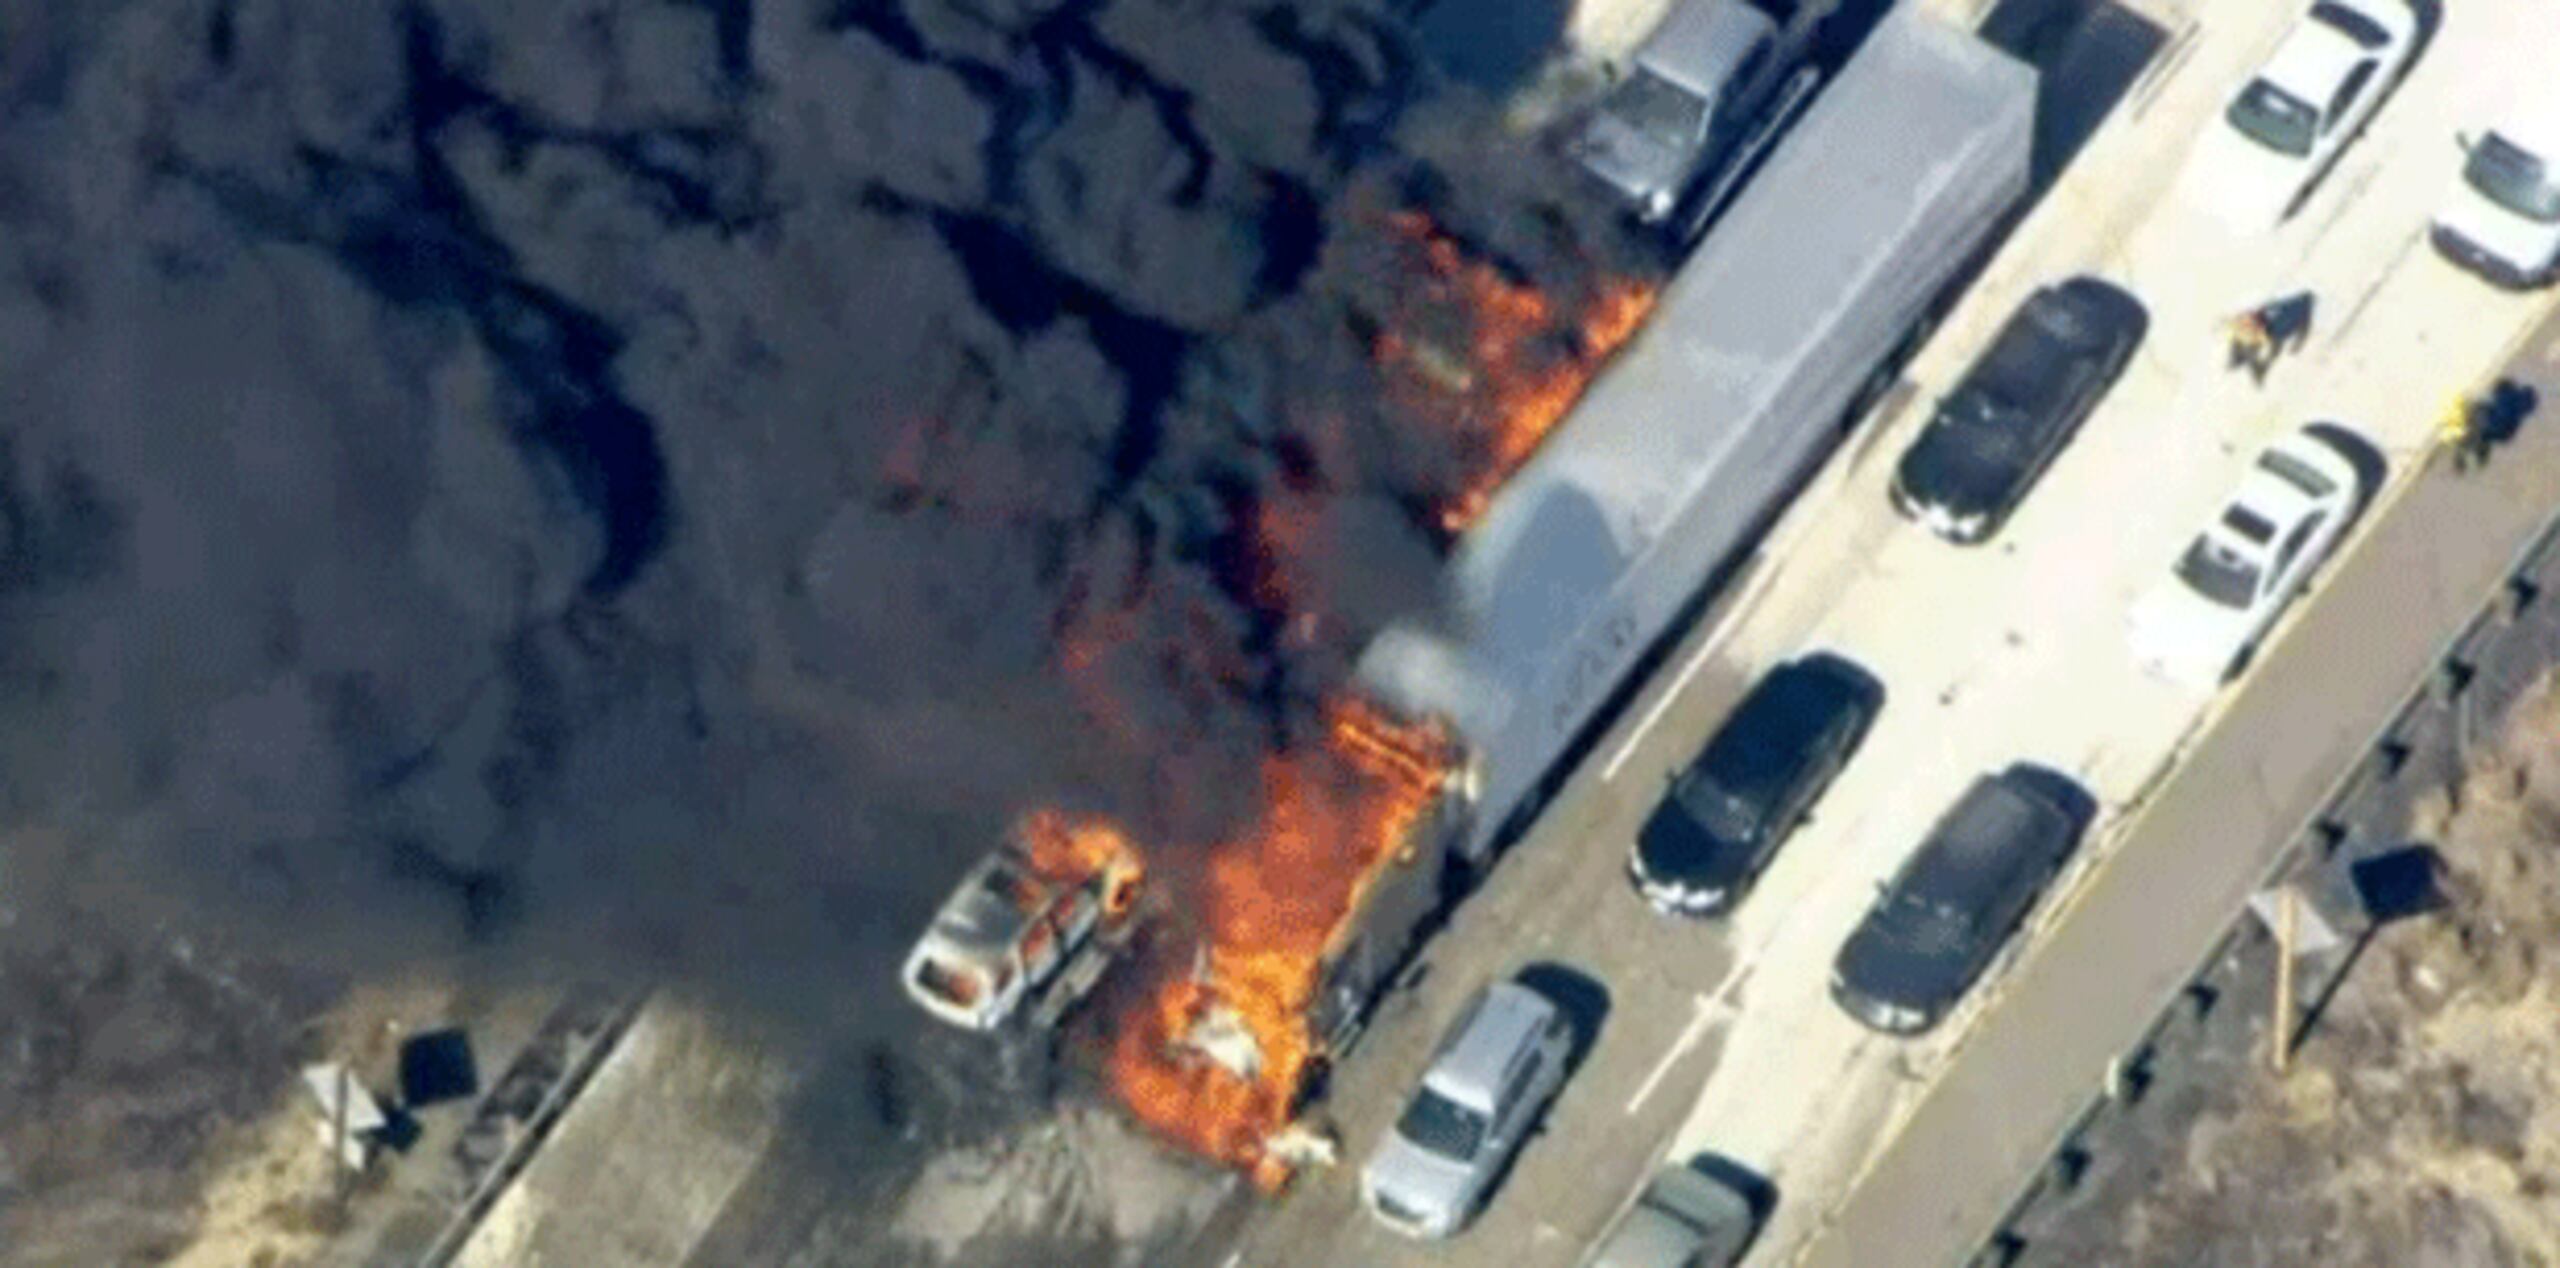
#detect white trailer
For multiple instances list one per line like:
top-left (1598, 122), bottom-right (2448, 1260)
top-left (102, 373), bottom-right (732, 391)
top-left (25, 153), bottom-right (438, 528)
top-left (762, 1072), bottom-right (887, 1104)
top-left (1360, 8), bottom-right (2038, 869)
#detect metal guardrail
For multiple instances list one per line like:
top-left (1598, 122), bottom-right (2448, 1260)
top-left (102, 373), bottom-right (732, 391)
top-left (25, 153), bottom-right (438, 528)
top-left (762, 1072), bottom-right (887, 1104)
top-left (413, 989), bottom-right (651, 1268)
top-left (1965, 503), bottom-right (2560, 1267)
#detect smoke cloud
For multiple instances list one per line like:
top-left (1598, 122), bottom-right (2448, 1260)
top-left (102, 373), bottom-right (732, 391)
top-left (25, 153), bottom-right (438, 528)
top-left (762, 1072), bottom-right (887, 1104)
top-left (0, 0), bottom-right (1634, 1041)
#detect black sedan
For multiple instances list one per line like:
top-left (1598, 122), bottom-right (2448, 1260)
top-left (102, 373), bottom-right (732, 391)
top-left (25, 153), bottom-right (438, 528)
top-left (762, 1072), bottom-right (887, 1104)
top-left (1830, 765), bottom-right (2088, 1035)
top-left (1890, 277), bottom-right (2147, 544)
top-left (1629, 653), bottom-right (1882, 918)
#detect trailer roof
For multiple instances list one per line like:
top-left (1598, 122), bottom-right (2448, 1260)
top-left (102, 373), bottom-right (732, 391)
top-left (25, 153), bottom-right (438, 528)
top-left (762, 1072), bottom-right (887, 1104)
top-left (1359, 11), bottom-right (2035, 742)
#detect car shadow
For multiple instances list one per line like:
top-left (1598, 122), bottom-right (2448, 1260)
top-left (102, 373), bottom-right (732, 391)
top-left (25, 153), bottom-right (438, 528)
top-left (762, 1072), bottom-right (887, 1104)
top-left (1999, 763), bottom-right (2100, 841)
top-left (1979, 0), bottom-right (2170, 193)
top-left (1513, 961), bottom-right (1611, 1075)
top-left (2302, 421), bottom-right (2389, 521)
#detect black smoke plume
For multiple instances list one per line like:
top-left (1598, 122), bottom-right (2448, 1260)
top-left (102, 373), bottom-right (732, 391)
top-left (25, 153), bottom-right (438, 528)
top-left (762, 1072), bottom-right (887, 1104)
top-left (0, 0), bottom-right (1636, 1233)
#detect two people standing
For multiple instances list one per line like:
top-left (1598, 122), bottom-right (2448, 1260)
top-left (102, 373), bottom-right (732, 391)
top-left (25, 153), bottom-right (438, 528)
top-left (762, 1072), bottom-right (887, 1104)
top-left (2225, 287), bottom-right (2539, 474)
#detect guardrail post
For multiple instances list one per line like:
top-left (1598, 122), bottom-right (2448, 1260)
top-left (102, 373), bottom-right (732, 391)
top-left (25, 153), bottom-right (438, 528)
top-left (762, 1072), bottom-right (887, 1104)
top-left (2372, 740), bottom-right (2410, 780)
top-left (2501, 576), bottom-right (2538, 624)
top-left (2432, 657), bottom-right (2475, 706)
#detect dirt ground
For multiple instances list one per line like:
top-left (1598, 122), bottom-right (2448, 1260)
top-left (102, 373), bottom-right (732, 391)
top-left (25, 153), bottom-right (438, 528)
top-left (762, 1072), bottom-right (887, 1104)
top-left (2097, 679), bottom-right (2560, 1268)
top-left (0, 895), bottom-right (343, 1267)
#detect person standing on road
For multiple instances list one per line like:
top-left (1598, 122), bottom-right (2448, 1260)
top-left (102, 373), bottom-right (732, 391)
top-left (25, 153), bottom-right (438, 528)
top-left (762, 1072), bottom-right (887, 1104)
top-left (2225, 291), bottom-right (2317, 386)
top-left (2437, 391), bottom-right (2488, 473)
top-left (2225, 309), bottom-right (2275, 382)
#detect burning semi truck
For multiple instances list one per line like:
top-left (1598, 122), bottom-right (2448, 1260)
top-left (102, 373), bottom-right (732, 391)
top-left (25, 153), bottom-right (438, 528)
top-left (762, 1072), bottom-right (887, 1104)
top-left (901, 9), bottom-right (2037, 1179)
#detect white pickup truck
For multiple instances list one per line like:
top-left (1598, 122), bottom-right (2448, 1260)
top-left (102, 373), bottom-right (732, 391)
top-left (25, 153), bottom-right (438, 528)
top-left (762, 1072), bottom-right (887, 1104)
top-left (901, 816), bottom-right (1142, 1032)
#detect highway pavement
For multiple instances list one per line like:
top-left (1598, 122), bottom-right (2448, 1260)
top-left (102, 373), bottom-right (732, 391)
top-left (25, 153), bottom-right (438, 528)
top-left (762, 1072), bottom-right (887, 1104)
top-left (1206, 1), bottom-right (2560, 1265)
top-left (423, 3), bottom-right (2560, 1265)
top-left (1796, 293), bottom-right (2560, 1268)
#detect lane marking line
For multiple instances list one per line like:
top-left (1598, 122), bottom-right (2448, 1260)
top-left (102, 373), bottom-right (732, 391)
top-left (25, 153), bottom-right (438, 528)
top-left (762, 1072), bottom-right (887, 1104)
top-left (1600, 563), bottom-right (1784, 783)
top-left (1625, 992), bottom-right (1716, 1116)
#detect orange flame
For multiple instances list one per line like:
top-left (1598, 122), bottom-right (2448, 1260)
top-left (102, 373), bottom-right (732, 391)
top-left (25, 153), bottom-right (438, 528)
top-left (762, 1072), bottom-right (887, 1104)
top-left (1017, 810), bottom-right (1145, 922)
top-left (1372, 211), bottom-right (1659, 534)
top-left (1060, 209), bottom-right (1652, 1191)
top-left (1104, 700), bottom-right (1450, 1188)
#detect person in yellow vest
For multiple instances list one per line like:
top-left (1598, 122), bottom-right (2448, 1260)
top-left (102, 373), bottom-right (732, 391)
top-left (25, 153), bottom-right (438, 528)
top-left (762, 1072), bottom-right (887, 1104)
top-left (2436, 391), bottom-right (2484, 473)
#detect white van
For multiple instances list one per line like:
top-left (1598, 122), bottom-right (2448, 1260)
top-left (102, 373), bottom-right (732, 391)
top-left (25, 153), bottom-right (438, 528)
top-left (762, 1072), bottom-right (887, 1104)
top-left (2432, 88), bottom-right (2560, 288)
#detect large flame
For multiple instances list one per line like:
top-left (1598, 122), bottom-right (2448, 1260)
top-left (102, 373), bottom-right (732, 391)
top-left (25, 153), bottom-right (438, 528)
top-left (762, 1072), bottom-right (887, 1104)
top-left (1104, 700), bottom-right (1450, 1189)
top-left (1040, 211), bottom-right (1649, 1190)
top-left (1372, 210), bottom-right (1658, 534)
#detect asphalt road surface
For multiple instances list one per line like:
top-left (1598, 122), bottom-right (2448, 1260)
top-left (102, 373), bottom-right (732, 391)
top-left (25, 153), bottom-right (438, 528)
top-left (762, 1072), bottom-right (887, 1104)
top-left (1797, 285), bottom-right (2560, 1268)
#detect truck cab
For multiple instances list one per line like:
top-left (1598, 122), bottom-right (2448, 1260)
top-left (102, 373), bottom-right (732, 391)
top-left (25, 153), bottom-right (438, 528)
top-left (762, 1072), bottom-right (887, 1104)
top-left (902, 838), bottom-right (1137, 1032)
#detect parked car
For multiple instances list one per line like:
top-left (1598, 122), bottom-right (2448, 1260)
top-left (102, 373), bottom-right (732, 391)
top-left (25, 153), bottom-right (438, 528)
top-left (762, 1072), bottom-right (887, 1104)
top-left (1629, 652), bottom-right (1881, 917)
top-left (1362, 979), bottom-right (1574, 1239)
top-left (1565, 0), bottom-right (1822, 249)
top-left (2128, 424), bottom-right (2364, 687)
top-left (2192, 0), bottom-right (2419, 225)
top-left (2432, 85), bottom-right (2560, 288)
top-left (1831, 766), bottom-right (2085, 1035)
top-left (1891, 277), bottom-right (2147, 543)
top-left (1587, 1158), bottom-right (1769, 1268)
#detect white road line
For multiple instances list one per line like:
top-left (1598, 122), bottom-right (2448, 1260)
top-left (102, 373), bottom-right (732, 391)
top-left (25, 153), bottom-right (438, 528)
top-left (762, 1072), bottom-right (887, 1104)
top-left (1627, 958), bottom-right (1755, 1117)
top-left (1625, 992), bottom-right (1716, 1116)
top-left (1601, 566), bottom-right (1780, 782)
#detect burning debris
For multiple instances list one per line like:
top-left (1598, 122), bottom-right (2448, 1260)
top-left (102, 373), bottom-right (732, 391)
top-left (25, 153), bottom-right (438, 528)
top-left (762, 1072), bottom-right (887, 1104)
top-left (1368, 210), bottom-right (1660, 533)
top-left (1103, 699), bottom-right (1457, 1190)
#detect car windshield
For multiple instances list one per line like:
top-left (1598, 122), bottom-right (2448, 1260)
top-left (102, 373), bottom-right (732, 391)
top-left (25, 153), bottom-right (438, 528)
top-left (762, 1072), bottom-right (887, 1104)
top-left (2463, 131), bottom-right (2560, 223)
top-left (2176, 536), bottom-right (2261, 609)
top-left (1397, 1086), bottom-right (1488, 1161)
top-left (2307, 1), bottom-right (2391, 49)
top-left (2256, 447), bottom-right (2340, 498)
top-left (2227, 79), bottom-right (2319, 157)
top-left (1603, 66), bottom-right (1710, 149)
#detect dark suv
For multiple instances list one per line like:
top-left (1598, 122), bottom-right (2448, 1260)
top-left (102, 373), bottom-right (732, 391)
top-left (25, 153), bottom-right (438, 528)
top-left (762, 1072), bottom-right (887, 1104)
top-left (1629, 653), bottom-right (1882, 917)
top-left (1831, 766), bottom-right (2088, 1034)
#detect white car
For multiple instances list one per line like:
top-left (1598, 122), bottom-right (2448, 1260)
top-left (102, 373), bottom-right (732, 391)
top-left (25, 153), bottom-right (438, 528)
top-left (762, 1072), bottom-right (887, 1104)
top-left (2193, 0), bottom-right (2419, 226)
top-left (2129, 426), bottom-right (2364, 687)
top-left (2431, 85), bottom-right (2560, 288)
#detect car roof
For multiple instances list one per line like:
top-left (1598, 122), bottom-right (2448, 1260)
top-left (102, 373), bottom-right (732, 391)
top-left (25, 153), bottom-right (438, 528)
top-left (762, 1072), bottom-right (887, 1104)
top-left (1697, 658), bottom-right (1858, 790)
top-left (930, 855), bottom-right (1041, 952)
top-left (1900, 775), bottom-right (2069, 909)
top-left (1424, 981), bottom-right (1556, 1110)
top-left (2211, 434), bottom-right (2347, 560)
top-left (1634, 0), bottom-right (1777, 98)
